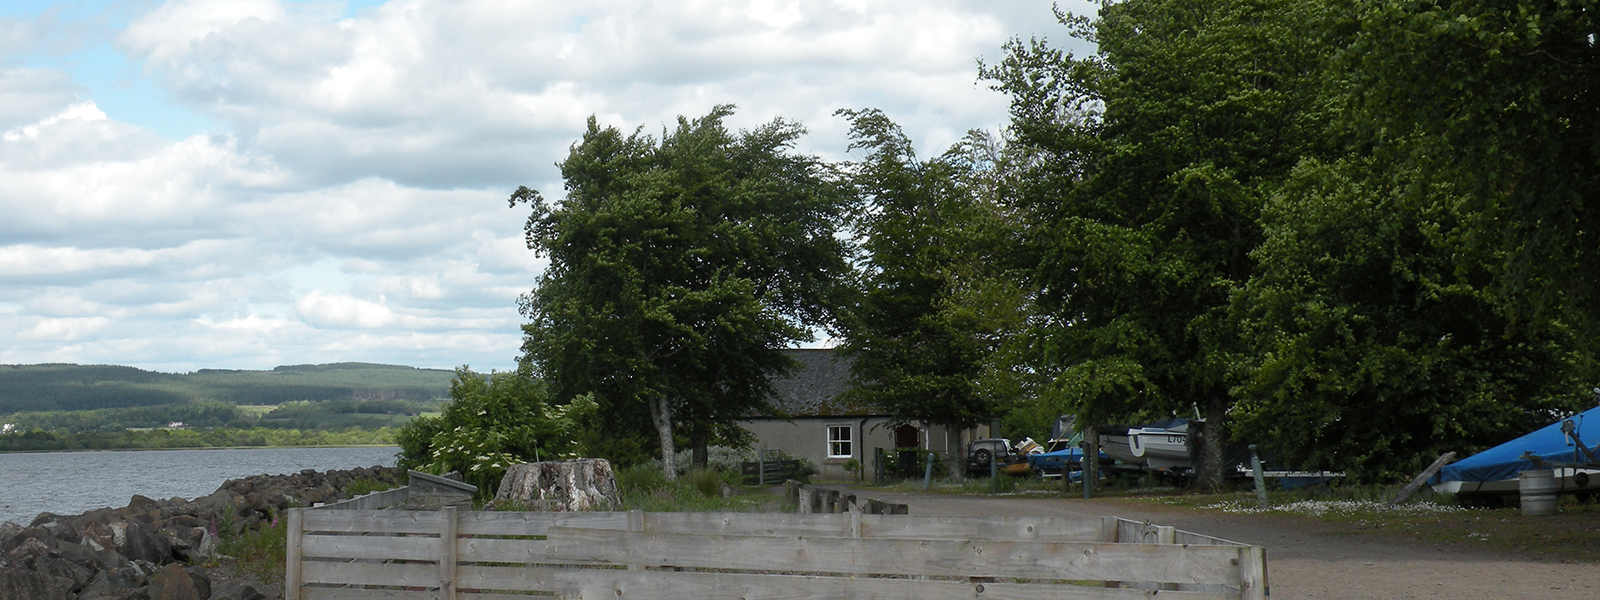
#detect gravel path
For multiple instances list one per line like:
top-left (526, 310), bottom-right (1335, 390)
top-left (857, 490), bottom-right (1600, 600)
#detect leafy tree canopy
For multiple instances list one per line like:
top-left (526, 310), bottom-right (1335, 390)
top-left (985, 0), bottom-right (1333, 487)
top-left (836, 108), bottom-right (1033, 441)
top-left (513, 106), bottom-right (854, 479)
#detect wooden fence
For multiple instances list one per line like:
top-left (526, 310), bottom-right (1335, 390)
top-left (287, 507), bottom-right (1267, 599)
top-left (740, 459), bottom-right (800, 485)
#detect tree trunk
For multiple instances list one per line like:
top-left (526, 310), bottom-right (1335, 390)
top-left (649, 396), bottom-right (677, 481)
top-left (691, 425), bottom-right (709, 470)
top-left (1194, 396), bottom-right (1229, 491)
top-left (495, 459), bottom-right (620, 511)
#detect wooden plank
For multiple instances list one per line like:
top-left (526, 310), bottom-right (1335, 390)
top-left (286, 508), bottom-right (303, 600)
top-left (303, 509), bottom-right (444, 534)
top-left (455, 536), bottom-right (610, 566)
top-left (440, 506), bottom-right (459, 600)
top-left (301, 532), bottom-right (438, 561)
top-left (637, 513), bottom-right (1110, 542)
top-left (545, 528), bottom-right (1244, 586)
top-left (303, 589), bottom-right (434, 600)
top-left (1390, 452), bottom-right (1456, 506)
top-left (316, 487), bottom-right (411, 511)
top-left (455, 564), bottom-right (560, 591)
top-left (862, 514), bottom-right (1105, 542)
top-left (643, 513), bottom-right (852, 538)
top-left (303, 588), bottom-right (542, 600)
top-left (301, 560), bottom-right (437, 588)
top-left (552, 569), bottom-right (1239, 600)
top-left (456, 511), bottom-right (632, 536)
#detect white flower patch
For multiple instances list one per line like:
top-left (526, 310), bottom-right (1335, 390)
top-left (1199, 498), bottom-right (1466, 516)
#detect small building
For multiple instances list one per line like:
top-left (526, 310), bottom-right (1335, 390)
top-left (738, 349), bottom-right (986, 479)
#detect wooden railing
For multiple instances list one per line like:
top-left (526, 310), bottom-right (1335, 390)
top-left (286, 508), bottom-right (1267, 599)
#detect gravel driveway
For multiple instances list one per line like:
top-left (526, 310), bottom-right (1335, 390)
top-left (857, 490), bottom-right (1599, 599)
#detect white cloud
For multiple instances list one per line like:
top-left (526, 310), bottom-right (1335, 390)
top-left (295, 290), bottom-right (395, 329)
top-left (112, 0), bottom-right (1062, 188)
top-left (19, 317), bottom-right (113, 342)
top-left (0, 0), bottom-right (1074, 372)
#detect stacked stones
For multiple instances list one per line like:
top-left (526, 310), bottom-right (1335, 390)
top-left (0, 465), bottom-right (404, 600)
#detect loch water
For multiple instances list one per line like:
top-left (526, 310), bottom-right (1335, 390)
top-left (0, 446), bottom-right (398, 526)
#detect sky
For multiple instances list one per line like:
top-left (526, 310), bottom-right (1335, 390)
top-left (0, 0), bottom-right (1090, 373)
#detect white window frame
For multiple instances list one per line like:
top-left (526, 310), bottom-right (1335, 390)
top-left (827, 424), bottom-right (854, 459)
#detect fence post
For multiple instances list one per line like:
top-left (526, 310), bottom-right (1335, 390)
top-left (628, 510), bottom-right (645, 572)
top-left (798, 486), bottom-right (813, 514)
top-left (849, 503), bottom-right (862, 538)
top-left (1156, 526), bottom-right (1178, 591)
top-left (439, 506), bottom-right (458, 600)
top-left (1240, 545), bottom-right (1269, 600)
top-left (1099, 516), bottom-right (1120, 589)
top-left (285, 508), bottom-right (303, 600)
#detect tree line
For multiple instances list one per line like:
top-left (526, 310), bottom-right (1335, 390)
top-left (0, 363), bottom-right (453, 414)
top-left (404, 0), bottom-right (1600, 487)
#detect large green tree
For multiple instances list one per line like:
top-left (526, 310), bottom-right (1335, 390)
top-left (513, 107), bottom-right (854, 479)
top-left (835, 109), bottom-right (1032, 469)
top-left (1233, 158), bottom-right (1596, 481)
top-left (1340, 0), bottom-right (1600, 324)
top-left (986, 0), bottom-right (1332, 488)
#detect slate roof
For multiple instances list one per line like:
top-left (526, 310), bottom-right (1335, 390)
top-left (764, 348), bottom-right (876, 417)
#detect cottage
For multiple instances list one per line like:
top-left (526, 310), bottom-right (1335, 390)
top-left (738, 349), bottom-right (984, 479)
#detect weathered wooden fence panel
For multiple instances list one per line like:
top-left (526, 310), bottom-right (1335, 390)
top-left (553, 570), bottom-right (1241, 600)
top-left (288, 508), bottom-right (1268, 600)
top-left (545, 527), bottom-right (1244, 586)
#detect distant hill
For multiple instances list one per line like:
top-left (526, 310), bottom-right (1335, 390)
top-left (0, 362), bottom-right (455, 414)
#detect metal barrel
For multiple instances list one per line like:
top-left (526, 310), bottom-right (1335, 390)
top-left (1519, 469), bottom-right (1559, 516)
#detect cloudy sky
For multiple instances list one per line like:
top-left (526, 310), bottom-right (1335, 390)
top-left (0, 0), bottom-right (1088, 373)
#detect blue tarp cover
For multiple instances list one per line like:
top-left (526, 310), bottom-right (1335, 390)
top-left (1433, 405), bottom-right (1600, 484)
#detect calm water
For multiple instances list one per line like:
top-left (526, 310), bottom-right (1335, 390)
top-left (0, 446), bottom-right (398, 526)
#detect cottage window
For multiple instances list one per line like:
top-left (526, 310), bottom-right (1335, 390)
top-left (827, 424), bottom-right (853, 459)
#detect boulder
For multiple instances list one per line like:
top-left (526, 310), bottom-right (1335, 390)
top-left (120, 522), bottom-right (174, 565)
top-left (0, 566), bottom-right (75, 600)
top-left (146, 564), bottom-right (208, 600)
top-left (209, 580), bottom-right (269, 600)
top-left (0, 521), bottom-right (20, 550)
top-left (76, 565), bottom-right (148, 600)
top-left (494, 459), bottom-right (620, 512)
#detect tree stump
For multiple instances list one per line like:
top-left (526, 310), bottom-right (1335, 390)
top-left (494, 459), bottom-right (620, 511)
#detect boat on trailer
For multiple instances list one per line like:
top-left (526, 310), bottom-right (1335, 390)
top-left (1431, 404), bottom-right (1600, 504)
top-left (1129, 419), bottom-right (1192, 470)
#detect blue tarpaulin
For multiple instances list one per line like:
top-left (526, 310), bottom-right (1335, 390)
top-left (1432, 405), bottom-right (1600, 484)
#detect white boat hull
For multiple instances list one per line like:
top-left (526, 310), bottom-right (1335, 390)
top-left (1129, 427), bottom-right (1190, 470)
top-left (1432, 467), bottom-right (1600, 497)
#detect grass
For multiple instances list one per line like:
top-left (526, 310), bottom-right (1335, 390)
top-left (613, 465), bottom-right (783, 512)
top-left (209, 510), bottom-right (290, 584)
top-left (1150, 483), bottom-right (1600, 562)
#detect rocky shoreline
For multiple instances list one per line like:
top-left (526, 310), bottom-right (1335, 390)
top-left (0, 466), bottom-right (405, 600)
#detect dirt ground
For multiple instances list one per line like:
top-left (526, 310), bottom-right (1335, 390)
top-left (861, 490), bottom-right (1600, 600)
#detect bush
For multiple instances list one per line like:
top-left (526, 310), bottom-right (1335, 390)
top-left (395, 366), bottom-right (597, 498)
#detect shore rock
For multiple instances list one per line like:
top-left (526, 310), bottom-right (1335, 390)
top-left (0, 565), bottom-right (76, 600)
top-left (0, 464), bottom-right (404, 600)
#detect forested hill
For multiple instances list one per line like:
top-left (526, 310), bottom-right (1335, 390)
top-left (0, 362), bottom-right (454, 413)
